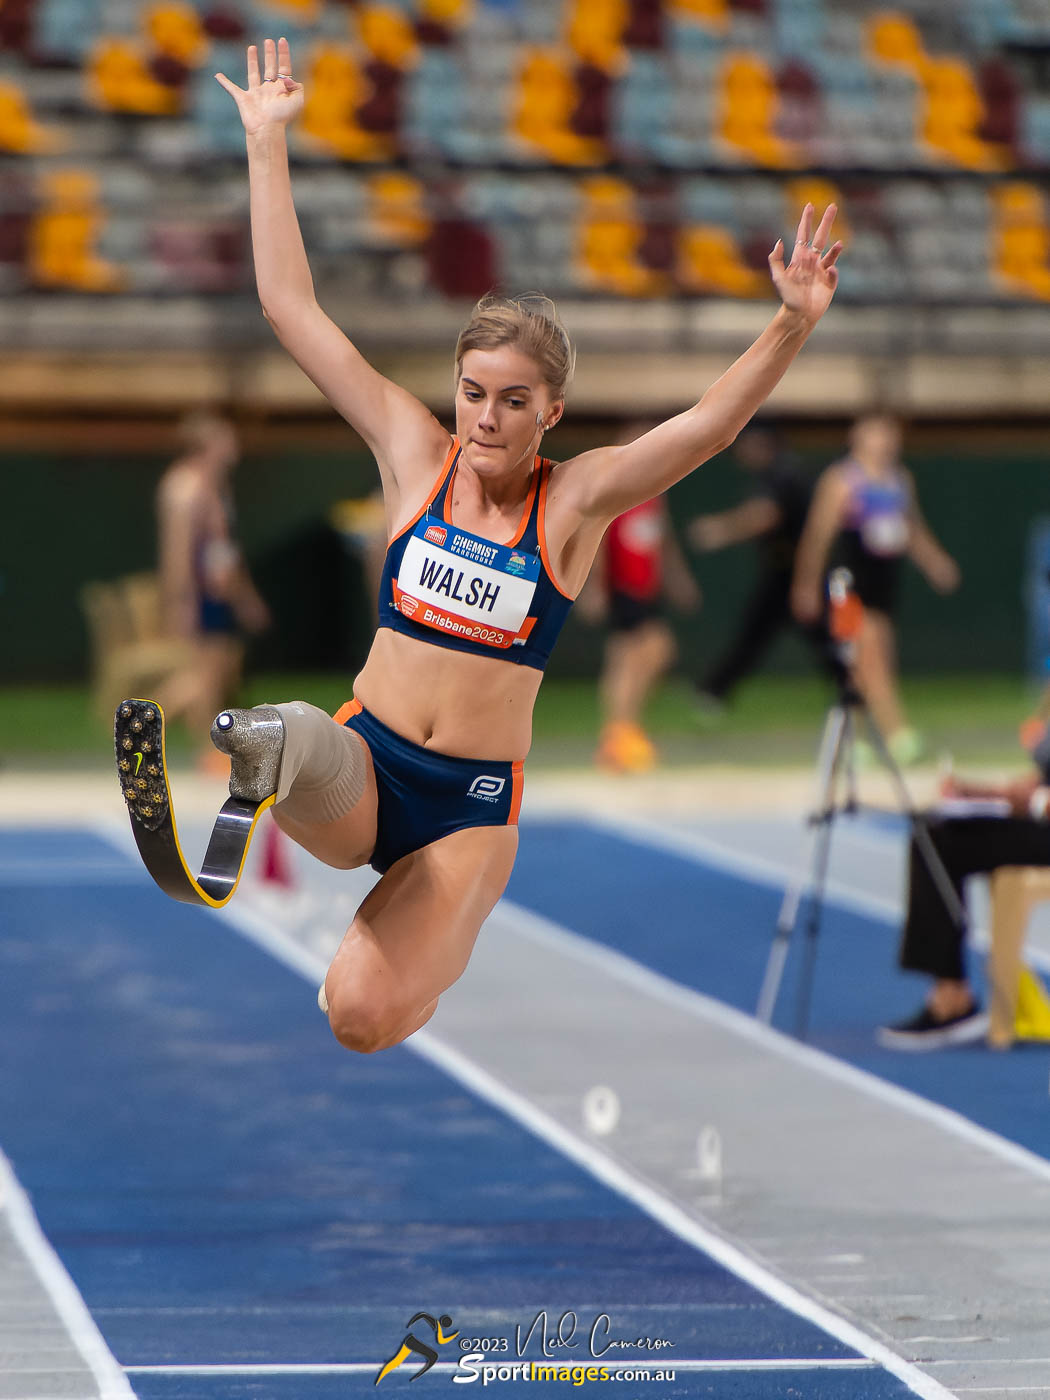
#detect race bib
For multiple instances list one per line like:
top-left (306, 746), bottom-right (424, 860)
top-left (861, 512), bottom-right (909, 557)
top-left (395, 519), bottom-right (541, 649)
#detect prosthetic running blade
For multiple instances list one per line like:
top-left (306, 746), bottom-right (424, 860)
top-left (114, 698), bottom-right (274, 907)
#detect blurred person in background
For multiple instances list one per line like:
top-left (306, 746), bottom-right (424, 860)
top-left (577, 482), bottom-right (701, 773)
top-left (687, 424), bottom-right (831, 716)
top-left (791, 413), bottom-right (960, 765)
top-left (210, 37), bottom-right (841, 1055)
top-left (156, 412), bottom-right (270, 770)
top-left (879, 730), bottom-right (1050, 1049)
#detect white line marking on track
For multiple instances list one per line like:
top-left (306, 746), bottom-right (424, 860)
top-left (494, 895), bottom-right (1050, 1185)
top-left (406, 1033), bottom-right (956, 1400)
top-left (124, 1358), bottom-right (878, 1375)
top-left (88, 819), bottom-right (967, 1398)
top-left (0, 1148), bottom-right (135, 1400)
top-left (111, 872), bottom-right (958, 1400)
top-left (575, 809), bottom-right (1050, 980)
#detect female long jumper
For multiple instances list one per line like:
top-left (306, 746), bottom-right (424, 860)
top-left (206, 37), bottom-right (842, 1055)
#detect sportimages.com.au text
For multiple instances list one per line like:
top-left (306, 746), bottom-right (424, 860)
top-left (455, 1311), bottom-right (674, 1385)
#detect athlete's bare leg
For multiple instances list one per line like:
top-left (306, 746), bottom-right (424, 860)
top-left (600, 619), bottom-right (676, 726)
top-left (853, 610), bottom-right (906, 739)
top-left (320, 824), bottom-right (519, 1054)
top-left (156, 636), bottom-right (245, 757)
top-left (270, 733), bottom-right (379, 869)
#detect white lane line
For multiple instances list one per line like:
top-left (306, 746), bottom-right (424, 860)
top-left (407, 1033), bottom-right (956, 1400)
top-left (89, 821), bottom-right (958, 1397)
top-left (125, 1359), bottom-right (877, 1375)
top-left (0, 1149), bottom-right (135, 1400)
top-left (575, 810), bottom-right (902, 923)
top-left (575, 809), bottom-right (1050, 976)
top-left (144, 895), bottom-right (957, 1400)
top-left (494, 896), bottom-right (1050, 1186)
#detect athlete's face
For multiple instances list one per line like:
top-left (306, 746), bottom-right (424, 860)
top-left (456, 346), bottom-right (563, 478)
top-left (851, 415), bottom-right (901, 467)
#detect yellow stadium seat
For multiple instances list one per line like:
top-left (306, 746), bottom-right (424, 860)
top-left (566, 0), bottom-right (628, 73)
top-left (145, 3), bottom-right (208, 67)
top-left (920, 56), bottom-right (1003, 169)
top-left (300, 43), bottom-right (392, 161)
top-left (419, 0), bottom-right (474, 25)
top-left (261, 0), bottom-right (323, 20)
top-left (866, 11), bottom-right (925, 71)
top-left (357, 5), bottom-right (419, 70)
top-left (992, 182), bottom-right (1050, 300)
top-left (677, 225), bottom-right (765, 297)
top-left (28, 169), bottom-right (124, 292)
top-left (784, 176), bottom-right (850, 242)
top-left (513, 48), bottom-right (605, 165)
top-left (365, 172), bottom-right (431, 247)
top-left (88, 37), bottom-right (180, 115)
top-left (0, 80), bottom-right (63, 154)
top-left (576, 176), bottom-right (667, 297)
top-left (718, 52), bottom-right (797, 168)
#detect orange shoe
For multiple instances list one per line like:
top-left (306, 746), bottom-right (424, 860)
top-left (596, 721), bottom-right (657, 773)
top-left (196, 746), bottom-right (231, 781)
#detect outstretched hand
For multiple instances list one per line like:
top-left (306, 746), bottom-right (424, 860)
top-left (215, 37), bottom-right (304, 135)
top-left (769, 204), bottom-right (843, 326)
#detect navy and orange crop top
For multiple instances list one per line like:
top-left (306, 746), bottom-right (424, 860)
top-left (377, 439), bottom-right (573, 671)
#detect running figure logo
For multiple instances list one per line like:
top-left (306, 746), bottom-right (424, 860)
top-left (375, 1313), bottom-right (459, 1384)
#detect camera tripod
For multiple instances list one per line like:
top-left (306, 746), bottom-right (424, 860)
top-left (755, 667), bottom-right (967, 1040)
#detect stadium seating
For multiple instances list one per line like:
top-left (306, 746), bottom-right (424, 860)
top-left (0, 0), bottom-right (1048, 305)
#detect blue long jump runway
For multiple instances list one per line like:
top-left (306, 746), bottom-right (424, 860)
top-left (1, 825), bottom-right (942, 1400)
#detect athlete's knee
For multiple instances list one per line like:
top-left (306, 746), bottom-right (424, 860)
top-left (324, 981), bottom-right (412, 1055)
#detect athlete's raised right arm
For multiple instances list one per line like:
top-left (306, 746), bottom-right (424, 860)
top-left (215, 39), bottom-right (449, 506)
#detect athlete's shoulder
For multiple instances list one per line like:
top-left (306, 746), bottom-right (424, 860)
top-left (158, 462), bottom-right (206, 511)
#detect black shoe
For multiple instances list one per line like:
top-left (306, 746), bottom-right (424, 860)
top-left (877, 1002), bottom-right (988, 1050)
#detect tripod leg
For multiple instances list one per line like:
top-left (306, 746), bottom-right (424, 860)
top-left (756, 705), bottom-right (849, 1024)
top-left (795, 786), bottom-right (840, 1039)
top-left (862, 713), bottom-right (968, 931)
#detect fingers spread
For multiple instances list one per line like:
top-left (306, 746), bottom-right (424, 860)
top-left (215, 72), bottom-right (243, 96)
top-left (247, 43), bottom-right (260, 87)
top-left (794, 202), bottom-right (813, 247)
top-left (812, 203), bottom-right (838, 252)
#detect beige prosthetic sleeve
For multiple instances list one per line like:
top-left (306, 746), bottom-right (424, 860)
top-left (272, 701), bottom-right (367, 824)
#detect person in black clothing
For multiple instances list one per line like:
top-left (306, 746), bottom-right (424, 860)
top-left (687, 425), bottom-right (831, 710)
top-left (879, 734), bottom-right (1050, 1049)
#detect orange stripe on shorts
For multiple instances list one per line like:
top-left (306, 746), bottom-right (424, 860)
top-left (332, 698), bottom-right (363, 725)
top-left (508, 760), bottom-right (525, 825)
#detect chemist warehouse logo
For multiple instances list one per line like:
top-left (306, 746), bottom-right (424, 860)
top-left (375, 1310), bottom-right (676, 1387)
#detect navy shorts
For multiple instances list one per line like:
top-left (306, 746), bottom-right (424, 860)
top-left (334, 700), bottom-right (523, 875)
top-left (199, 594), bottom-right (237, 634)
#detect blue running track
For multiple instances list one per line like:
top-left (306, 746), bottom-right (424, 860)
top-left (0, 823), bottom-right (976, 1399)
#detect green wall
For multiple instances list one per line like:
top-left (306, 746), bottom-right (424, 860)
top-left (3, 434), bottom-right (1044, 684)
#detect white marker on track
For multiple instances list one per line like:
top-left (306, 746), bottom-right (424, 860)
top-left (582, 1085), bottom-right (620, 1135)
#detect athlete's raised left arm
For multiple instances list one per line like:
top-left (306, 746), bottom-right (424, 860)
top-left (552, 205), bottom-right (841, 528)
